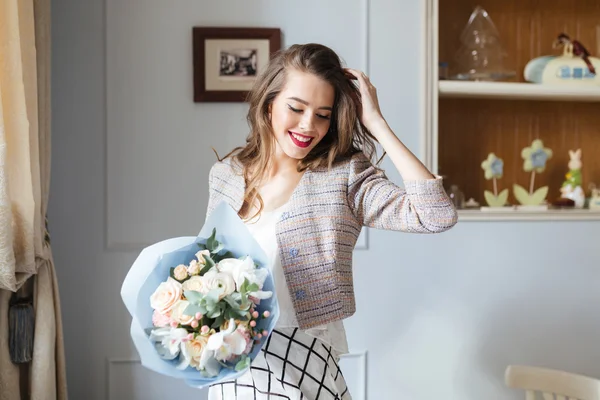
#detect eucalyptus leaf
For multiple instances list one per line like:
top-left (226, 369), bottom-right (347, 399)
top-left (223, 295), bottom-right (241, 310)
top-left (206, 288), bottom-right (223, 304)
top-left (184, 290), bottom-right (204, 304)
top-left (211, 315), bottom-right (224, 329)
top-left (183, 303), bottom-right (203, 317)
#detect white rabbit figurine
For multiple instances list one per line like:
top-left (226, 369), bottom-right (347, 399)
top-left (589, 184), bottom-right (600, 211)
top-left (560, 149), bottom-right (585, 208)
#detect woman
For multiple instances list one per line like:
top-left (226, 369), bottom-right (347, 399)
top-left (206, 43), bottom-right (457, 399)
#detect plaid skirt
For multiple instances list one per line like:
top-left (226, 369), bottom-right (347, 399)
top-left (208, 327), bottom-right (352, 400)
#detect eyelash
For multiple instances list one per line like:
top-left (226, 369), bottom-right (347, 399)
top-left (287, 104), bottom-right (330, 120)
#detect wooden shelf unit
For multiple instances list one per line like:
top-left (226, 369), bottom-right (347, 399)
top-left (427, 0), bottom-right (600, 221)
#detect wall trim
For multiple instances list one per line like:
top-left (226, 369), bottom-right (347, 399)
top-left (421, 0), bottom-right (438, 173)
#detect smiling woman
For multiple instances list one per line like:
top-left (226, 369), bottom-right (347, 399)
top-left (205, 43), bottom-right (458, 399)
top-left (270, 70), bottom-right (335, 158)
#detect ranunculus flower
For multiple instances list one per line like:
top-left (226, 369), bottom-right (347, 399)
top-left (203, 270), bottom-right (236, 299)
top-left (150, 277), bottom-right (182, 314)
top-left (182, 276), bottom-right (207, 294)
top-left (217, 256), bottom-right (267, 291)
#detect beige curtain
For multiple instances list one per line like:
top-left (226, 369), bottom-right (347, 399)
top-left (0, 0), bottom-right (67, 399)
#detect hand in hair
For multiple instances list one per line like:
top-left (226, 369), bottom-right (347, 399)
top-left (344, 68), bottom-right (384, 132)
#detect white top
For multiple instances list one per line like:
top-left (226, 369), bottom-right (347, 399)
top-left (244, 204), bottom-right (349, 355)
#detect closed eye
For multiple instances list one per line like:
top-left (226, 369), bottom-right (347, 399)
top-left (287, 104), bottom-right (302, 113)
top-left (287, 104), bottom-right (330, 120)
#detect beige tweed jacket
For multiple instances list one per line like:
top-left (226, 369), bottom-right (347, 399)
top-left (205, 152), bottom-right (457, 329)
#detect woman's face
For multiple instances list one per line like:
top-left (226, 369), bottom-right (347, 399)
top-left (269, 69), bottom-right (335, 161)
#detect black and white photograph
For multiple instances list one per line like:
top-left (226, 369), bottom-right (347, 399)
top-left (193, 27), bottom-right (281, 102)
top-left (219, 49), bottom-right (258, 77)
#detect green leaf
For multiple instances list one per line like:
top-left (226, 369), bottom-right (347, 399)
top-left (206, 228), bottom-right (218, 252)
top-left (205, 288), bottom-right (223, 304)
top-left (184, 290), bottom-right (204, 304)
top-left (223, 295), bottom-right (241, 310)
top-left (513, 184), bottom-right (531, 205)
top-left (246, 283), bottom-right (259, 293)
top-left (215, 251), bottom-right (234, 261)
top-left (207, 308), bottom-right (222, 319)
top-left (183, 303), bottom-right (203, 317)
top-left (239, 278), bottom-right (249, 295)
top-left (211, 315), bottom-right (224, 329)
top-left (531, 186), bottom-right (548, 205)
top-left (235, 355), bottom-right (251, 371)
top-left (211, 243), bottom-right (224, 254)
top-left (199, 256), bottom-right (215, 276)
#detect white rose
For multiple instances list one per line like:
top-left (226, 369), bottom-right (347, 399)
top-left (170, 300), bottom-right (195, 325)
top-left (195, 249), bottom-right (210, 265)
top-left (182, 276), bottom-right (207, 295)
top-left (187, 260), bottom-right (201, 276)
top-left (173, 264), bottom-right (188, 281)
top-left (203, 271), bottom-right (236, 299)
top-left (150, 277), bottom-right (182, 314)
top-left (218, 256), bottom-right (267, 291)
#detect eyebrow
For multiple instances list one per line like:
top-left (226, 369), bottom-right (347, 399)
top-left (287, 97), bottom-right (333, 111)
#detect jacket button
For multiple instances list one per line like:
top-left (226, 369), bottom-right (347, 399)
top-left (289, 248), bottom-right (299, 257)
top-left (281, 211), bottom-right (290, 220)
top-left (295, 290), bottom-right (306, 300)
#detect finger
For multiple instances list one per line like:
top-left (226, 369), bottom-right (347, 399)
top-left (344, 68), bottom-right (369, 88)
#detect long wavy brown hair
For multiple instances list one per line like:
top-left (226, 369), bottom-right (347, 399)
top-left (217, 43), bottom-right (381, 219)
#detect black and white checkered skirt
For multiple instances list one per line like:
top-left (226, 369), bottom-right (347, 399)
top-left (208, 327), bottom-right (352, 399)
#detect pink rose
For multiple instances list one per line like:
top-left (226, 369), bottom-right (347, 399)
top-left (152, 310), bottom-right (172, 327)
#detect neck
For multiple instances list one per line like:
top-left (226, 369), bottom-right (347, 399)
top-left (267, 142), bottom-right (299, 179)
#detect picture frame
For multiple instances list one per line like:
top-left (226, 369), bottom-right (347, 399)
top-left (192, 27), bottom-right (282, 102)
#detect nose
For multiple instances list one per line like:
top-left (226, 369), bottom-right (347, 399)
top-left (299, 114), bottom-right (315, 131)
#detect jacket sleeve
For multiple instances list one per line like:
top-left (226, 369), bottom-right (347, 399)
top-left (347, 152), bottom-right (458, 233)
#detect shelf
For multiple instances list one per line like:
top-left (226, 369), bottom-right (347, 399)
top-left (438, 81), bottom-right (600, 102)
top-left (458, 209), bottom-right (600, 222)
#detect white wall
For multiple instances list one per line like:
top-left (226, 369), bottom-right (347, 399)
top-left (49, 0), bottom-right (600, 399)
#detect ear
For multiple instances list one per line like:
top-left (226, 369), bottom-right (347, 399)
top-left (569, 150), bottom-right (575, 159)
top-left (575, 148), bottom-right (581, 158)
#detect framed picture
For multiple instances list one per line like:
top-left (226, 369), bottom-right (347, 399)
top-left (193, 27), bottom-right (282, 102)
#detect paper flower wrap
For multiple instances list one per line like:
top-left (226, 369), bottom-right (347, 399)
top-left (121, 202), bottom-right (279, 389)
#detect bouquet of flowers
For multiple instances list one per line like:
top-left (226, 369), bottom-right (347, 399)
top-left (121, 202), bottom-right (279, 388)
